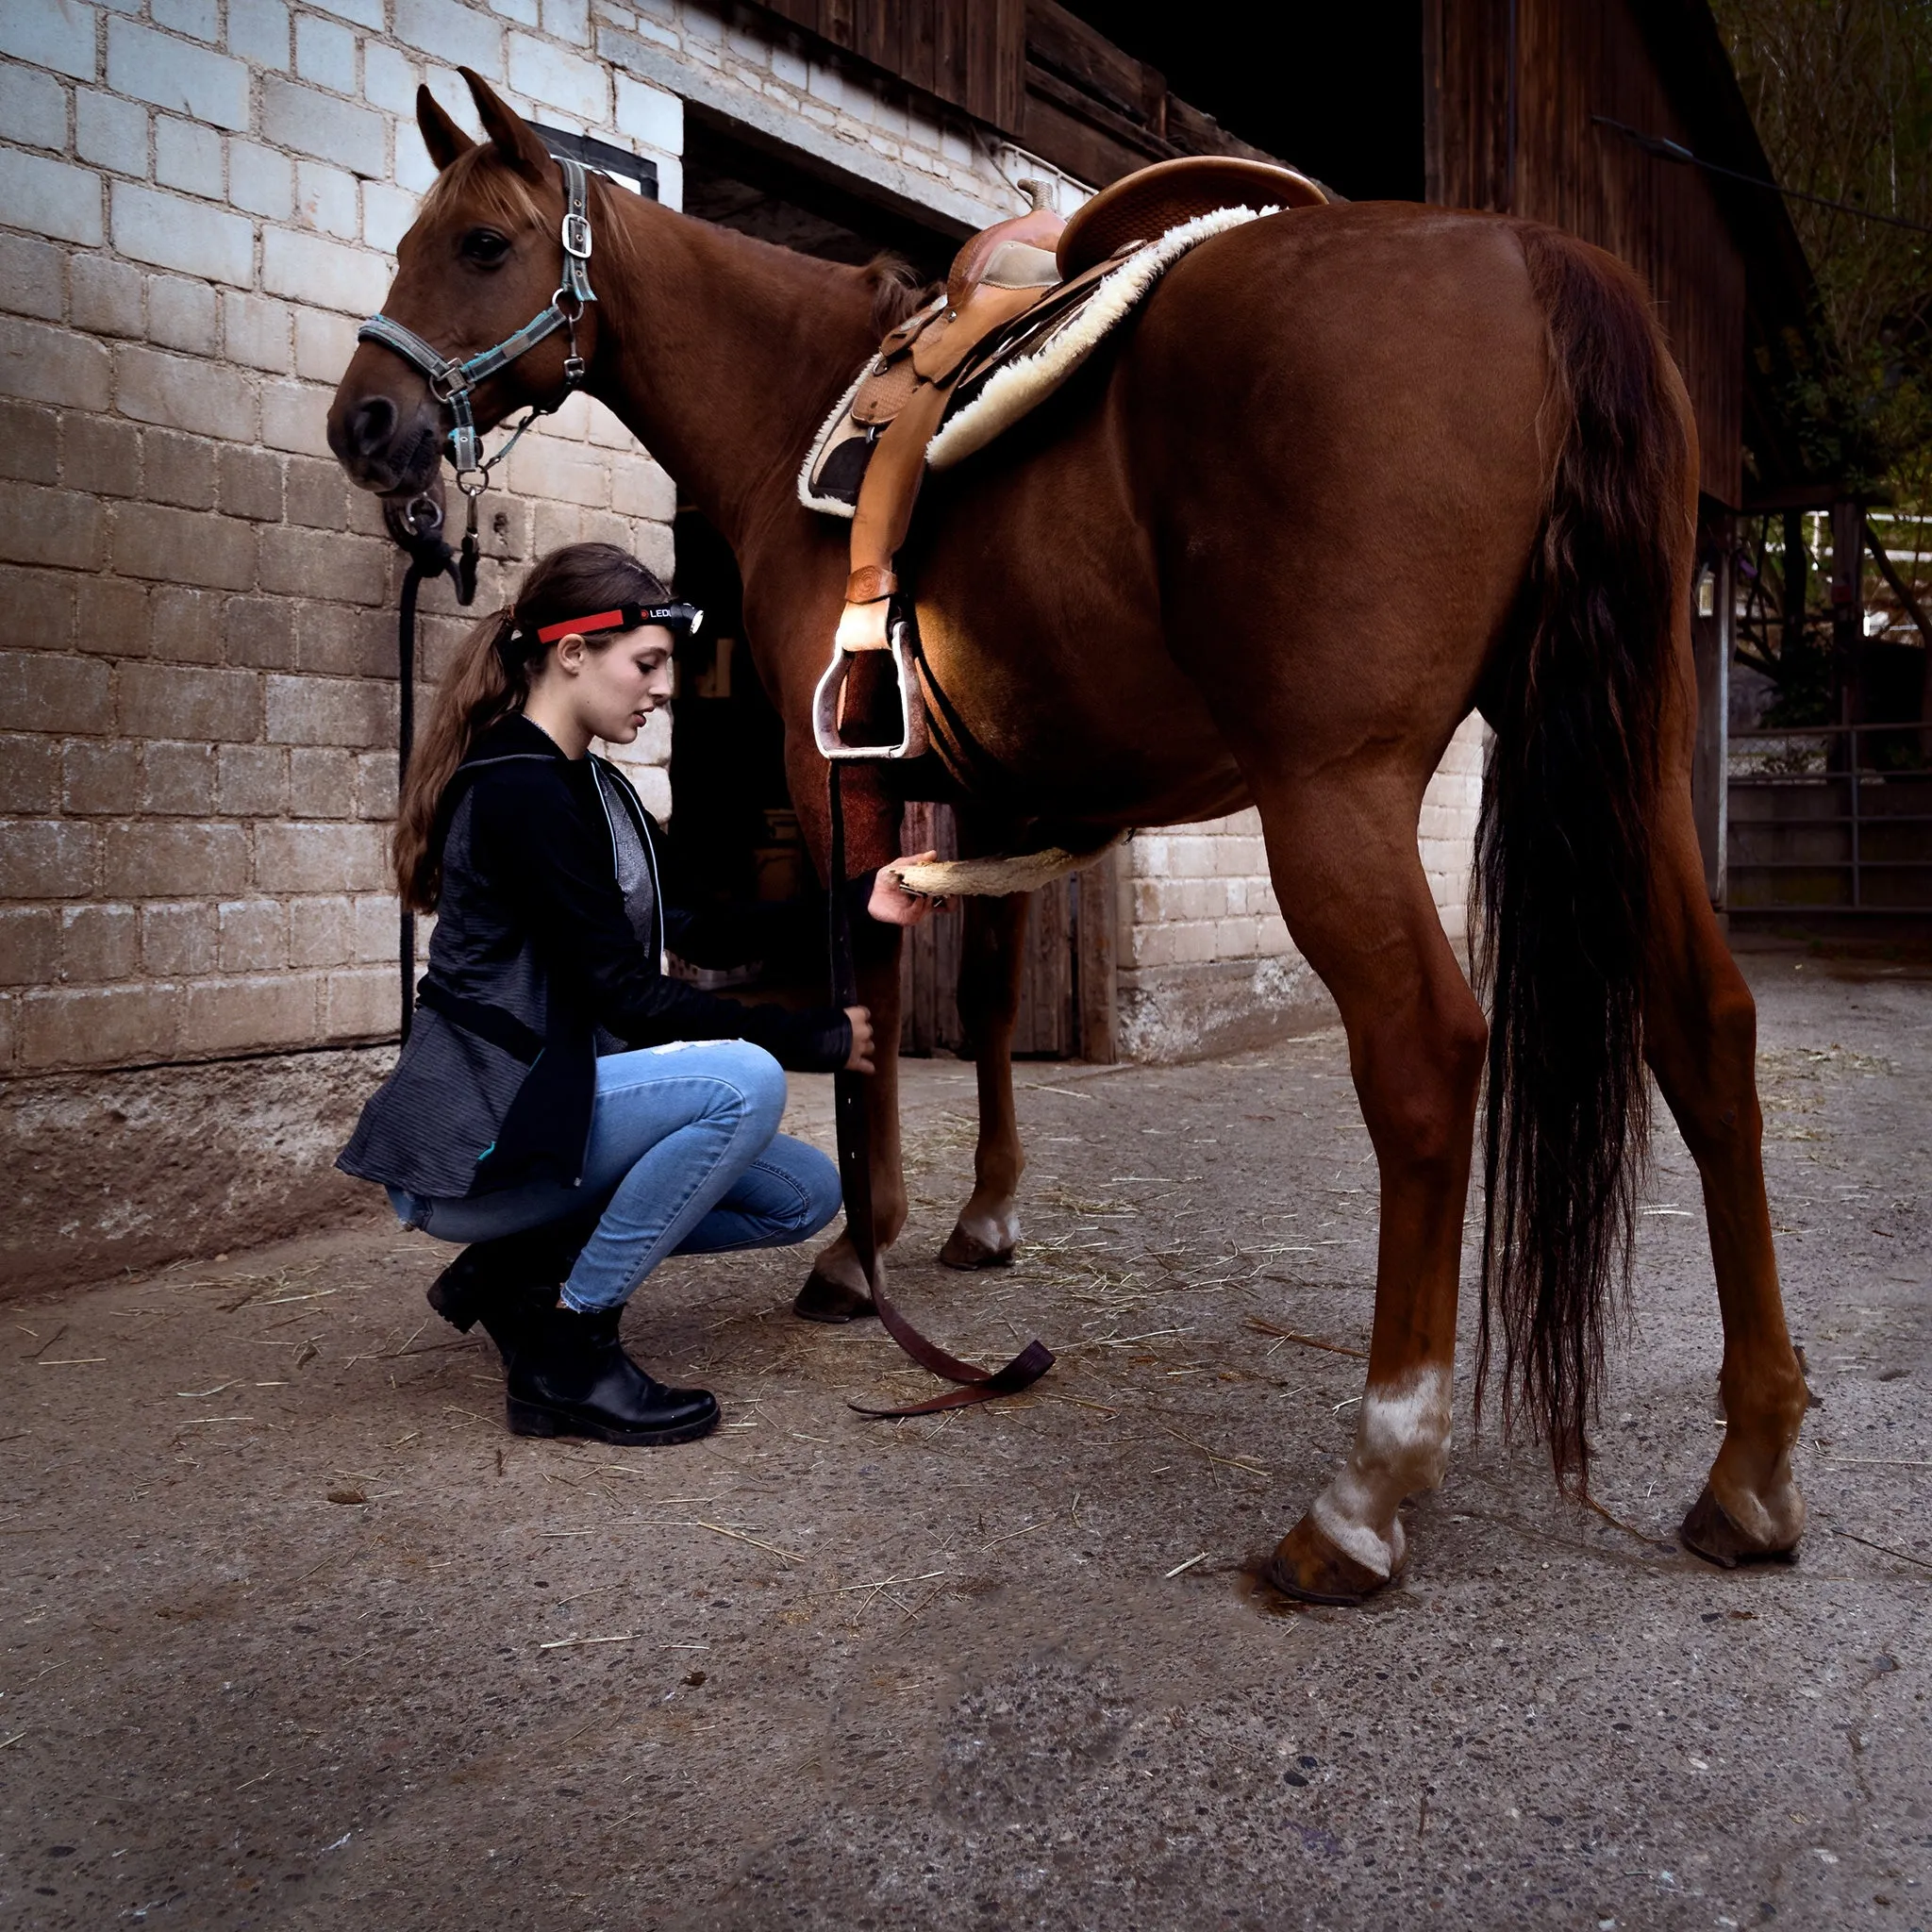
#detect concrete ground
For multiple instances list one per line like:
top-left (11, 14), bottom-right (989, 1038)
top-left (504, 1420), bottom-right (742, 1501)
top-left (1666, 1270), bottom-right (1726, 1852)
top-left (2, 947), bottom-right (1927, 1930)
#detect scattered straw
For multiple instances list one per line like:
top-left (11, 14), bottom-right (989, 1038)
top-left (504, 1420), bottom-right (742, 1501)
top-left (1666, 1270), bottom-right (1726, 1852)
top-left (1830, 1527), bottom-right (1932, 1573)
top-left (979, 1517), bottom-right (1054, 1552)
top-left (837, 1570), bottom-right (947, 1594)
top-left (1815, 1455), bottom-right (1932, 1470)
top-left (691, 1521), bottom-right (804, 1563)
top-left (539, 1633), bottom-right (641, 1651)
top-left (1154, 1422), bottom-right (1270, 1478)
top-left (1244, 1317), bottom-right (1367, 1359)
top-left (1164, 1552), bottom-right (1209, 1578)
top-left (1580, 1492), bottom-right (1676, 1554)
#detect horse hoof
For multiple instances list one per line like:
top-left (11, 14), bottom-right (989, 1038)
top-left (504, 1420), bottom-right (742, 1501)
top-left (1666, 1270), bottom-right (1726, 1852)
top-left (939, 1225), bottom-right (1016, 1270)
top-left (1258, 1513), bottom-right (1396, 1608)
top-left (1679, 1482), bottom-right (1800, 1570)
top-left (792, 1273), bottom-right (876, 1324)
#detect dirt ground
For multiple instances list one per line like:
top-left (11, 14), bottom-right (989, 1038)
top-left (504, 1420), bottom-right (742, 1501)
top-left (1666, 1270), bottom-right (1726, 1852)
top-left (2, 943), bottom-right (1927, 1930)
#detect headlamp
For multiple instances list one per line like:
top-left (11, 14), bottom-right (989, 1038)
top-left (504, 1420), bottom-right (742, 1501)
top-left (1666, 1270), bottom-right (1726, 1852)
top-left (522, 601), bottom-right (704, 646)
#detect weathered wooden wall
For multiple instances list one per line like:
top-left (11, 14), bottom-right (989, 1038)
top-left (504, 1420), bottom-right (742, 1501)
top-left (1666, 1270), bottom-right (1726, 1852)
top-left (757, 0), bottom-right (1026, 133)
top-left (1426, 0), bottom-right (1746, 506)
top-left (897, 802), bottom-right (1086, 1058)
top-left (748, 0), bottom-right (1271, 192)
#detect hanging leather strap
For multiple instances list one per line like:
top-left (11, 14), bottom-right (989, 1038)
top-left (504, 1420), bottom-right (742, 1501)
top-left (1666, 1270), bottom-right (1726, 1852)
top-left (825, 765), bottom-right (1055, 1418)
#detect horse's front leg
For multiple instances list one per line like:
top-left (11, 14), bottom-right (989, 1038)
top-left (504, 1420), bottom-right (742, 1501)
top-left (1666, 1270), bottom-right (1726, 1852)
top-left (941, 891), bottom-right (1029, 1268)
top-left (795, 910), bottom-right (907, 1323)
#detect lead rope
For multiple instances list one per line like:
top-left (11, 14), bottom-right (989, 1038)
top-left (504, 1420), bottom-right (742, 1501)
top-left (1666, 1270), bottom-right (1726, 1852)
top-left (827, 763), bottom-right (1055, 1417)
top-left (397, 559), bottom-right (424, 1042)
top-left (387, 493), bottom-right (475, 1041)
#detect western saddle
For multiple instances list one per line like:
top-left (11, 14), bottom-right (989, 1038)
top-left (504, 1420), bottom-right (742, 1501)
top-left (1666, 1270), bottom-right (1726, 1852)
top-left (808, 156), bottom-right (1326, 761)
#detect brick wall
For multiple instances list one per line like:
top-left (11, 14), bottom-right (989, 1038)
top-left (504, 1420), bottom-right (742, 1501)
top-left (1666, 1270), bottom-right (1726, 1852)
top-left (0, 0), bottom-right (1094, 1290)
top-left (1116, 715), bottom-right (1488, 1060)
top-left (0, 0), bottom-right (1091, 1091)
top-left (0, 0), bottom-right (696, 1083)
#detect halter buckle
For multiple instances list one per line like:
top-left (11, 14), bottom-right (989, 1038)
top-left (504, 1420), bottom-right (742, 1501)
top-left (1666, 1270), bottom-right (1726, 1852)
top-left (562, 209), bottom-right (592, 260)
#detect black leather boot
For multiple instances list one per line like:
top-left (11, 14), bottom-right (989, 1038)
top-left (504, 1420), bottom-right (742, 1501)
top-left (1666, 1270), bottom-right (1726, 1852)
top-left (506, 1305), bottom-right (720, 1446)
top-left (425, 1209), bottom-right (603, 1368)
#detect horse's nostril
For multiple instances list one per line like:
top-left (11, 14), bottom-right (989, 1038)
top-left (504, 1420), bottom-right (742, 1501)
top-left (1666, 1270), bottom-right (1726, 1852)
top-left (349, 395), bottom-right (399, 458)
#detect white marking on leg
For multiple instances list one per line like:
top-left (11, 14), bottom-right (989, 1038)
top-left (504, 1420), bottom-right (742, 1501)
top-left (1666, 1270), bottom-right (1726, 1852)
top-left (1308, 1365), bottom-right (1452, 1580)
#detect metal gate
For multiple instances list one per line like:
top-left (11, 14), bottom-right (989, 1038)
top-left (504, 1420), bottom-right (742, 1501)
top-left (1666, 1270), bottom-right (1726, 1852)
top-left (1728, 722), bottom-right (1932, 915)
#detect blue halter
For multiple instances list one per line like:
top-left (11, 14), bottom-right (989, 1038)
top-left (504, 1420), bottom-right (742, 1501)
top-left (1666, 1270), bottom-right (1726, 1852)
top-left (357, 156), bottom-right (598, 491)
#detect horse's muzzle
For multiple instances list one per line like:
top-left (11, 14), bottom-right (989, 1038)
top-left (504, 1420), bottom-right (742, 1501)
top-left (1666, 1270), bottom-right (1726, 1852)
top-left (326, 379), bottom-right (443, 496)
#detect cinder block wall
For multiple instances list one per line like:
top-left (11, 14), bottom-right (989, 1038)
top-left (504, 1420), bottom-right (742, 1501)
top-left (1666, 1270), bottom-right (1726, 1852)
top-left (1117, 715), bottom-right (1488, 1061)
top-left (0, 0), bottom-right (691, 1293)
top-left (0, 0), bottom-right (1082, 1297)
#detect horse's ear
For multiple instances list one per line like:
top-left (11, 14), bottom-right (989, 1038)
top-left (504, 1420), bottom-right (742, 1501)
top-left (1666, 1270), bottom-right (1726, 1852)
top-left (416, 85), bottom-right (475, 172)
top-left (460, 66), bottom-right (552, 182)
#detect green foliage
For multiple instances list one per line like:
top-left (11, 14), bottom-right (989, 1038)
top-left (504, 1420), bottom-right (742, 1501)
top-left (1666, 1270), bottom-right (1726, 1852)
top-left (1715, 0), bottom-right (1932, 496)
top-left (1733, 515), bottom-right (1837, 724)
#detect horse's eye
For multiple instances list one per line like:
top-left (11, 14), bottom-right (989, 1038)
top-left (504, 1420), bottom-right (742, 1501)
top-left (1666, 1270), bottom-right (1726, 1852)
top-left (460, 229), bottom-right (510, 266)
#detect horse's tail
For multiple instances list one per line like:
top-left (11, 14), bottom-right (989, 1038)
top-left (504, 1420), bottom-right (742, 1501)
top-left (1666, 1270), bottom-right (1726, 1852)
top-left (1472, 224), bottom-right (1690, 1488)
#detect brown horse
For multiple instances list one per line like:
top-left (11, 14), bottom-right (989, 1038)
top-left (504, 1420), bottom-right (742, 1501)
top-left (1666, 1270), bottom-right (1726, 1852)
top-left (328, 71), bottom-right (1809, 1603)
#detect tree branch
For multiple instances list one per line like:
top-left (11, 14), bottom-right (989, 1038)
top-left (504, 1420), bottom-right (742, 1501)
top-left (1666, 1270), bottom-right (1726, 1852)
top-left (1865, 520), bottom-right (1932, 651)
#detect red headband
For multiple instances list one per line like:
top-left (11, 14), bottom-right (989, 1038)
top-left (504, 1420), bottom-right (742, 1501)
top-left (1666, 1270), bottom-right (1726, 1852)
top-left (518, 600), bottom-right (704, 646)
top-left (535, 608), bottom-right (627, 643)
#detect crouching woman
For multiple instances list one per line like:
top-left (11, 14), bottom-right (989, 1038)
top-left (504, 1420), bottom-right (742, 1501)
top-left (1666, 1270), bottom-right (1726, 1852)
top-left (339, 542), bottom-right (870, 1448)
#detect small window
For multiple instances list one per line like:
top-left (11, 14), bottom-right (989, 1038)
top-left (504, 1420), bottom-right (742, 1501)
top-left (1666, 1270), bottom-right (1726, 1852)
top-left (530, 123), bottom-right (658, 199)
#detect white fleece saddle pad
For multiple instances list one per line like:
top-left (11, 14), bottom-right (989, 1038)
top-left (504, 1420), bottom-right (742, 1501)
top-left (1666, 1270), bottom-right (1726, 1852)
top-left (798, 202), bottom-right (1276, 518)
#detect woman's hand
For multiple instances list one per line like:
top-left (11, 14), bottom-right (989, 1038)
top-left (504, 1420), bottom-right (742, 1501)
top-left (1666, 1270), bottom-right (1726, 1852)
top-left (843, 1005), bottom-right (875, 1074)
top-left (868, 852), bottom-right (942, 927)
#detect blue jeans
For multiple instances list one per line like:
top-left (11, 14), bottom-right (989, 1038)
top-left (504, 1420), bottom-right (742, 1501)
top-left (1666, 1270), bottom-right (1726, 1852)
top-left (389, 1041), bottom-right (842, 1312)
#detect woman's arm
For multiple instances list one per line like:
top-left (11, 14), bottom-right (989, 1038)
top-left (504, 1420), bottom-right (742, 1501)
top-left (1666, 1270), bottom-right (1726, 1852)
top-left (475, 766), bottom-right (854, 1072)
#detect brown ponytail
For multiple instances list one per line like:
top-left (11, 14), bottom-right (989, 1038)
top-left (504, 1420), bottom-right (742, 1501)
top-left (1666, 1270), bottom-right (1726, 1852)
top-left (393, 541), bottom-right (672, 910)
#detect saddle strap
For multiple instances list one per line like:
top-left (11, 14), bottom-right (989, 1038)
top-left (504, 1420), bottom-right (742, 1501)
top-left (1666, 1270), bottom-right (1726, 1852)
top-left (836, 378), bottom-right (951, 651)
top-left (825, 764), bottom-right (1055, 1419)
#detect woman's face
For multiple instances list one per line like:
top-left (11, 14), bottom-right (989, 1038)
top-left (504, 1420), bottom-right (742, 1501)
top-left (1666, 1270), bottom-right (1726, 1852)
top-left (559, 625), bottom-right (676, 744)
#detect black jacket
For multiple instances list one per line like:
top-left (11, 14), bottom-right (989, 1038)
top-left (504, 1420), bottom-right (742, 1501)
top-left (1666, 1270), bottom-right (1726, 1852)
top-left (338, 714), bottom-right (851, 1201)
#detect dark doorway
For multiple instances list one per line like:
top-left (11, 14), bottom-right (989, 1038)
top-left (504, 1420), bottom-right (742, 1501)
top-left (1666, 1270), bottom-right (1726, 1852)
top-left (682, 111), bottom-right (958, 278)
top-left (671, 124), bottom-right (1088, 1055)
top-left (660, 508), bottom-right (824, 1009)
top-left (1063, 1), bottom-right (1427, 202)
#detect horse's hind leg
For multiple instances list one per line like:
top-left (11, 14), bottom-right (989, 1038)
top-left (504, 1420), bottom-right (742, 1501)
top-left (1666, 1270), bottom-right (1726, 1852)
top-left (941, 891), bottom-right (1028, 1268)
top-left (1643, 808), bottom-right (1807, 1564)
top-left (1250, 782), bottom-right (1490, 1605)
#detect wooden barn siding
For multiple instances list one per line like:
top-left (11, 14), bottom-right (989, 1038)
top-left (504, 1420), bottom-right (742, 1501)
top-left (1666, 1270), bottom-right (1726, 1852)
top-left (1430, 0), bottom-right (1745, 505)
top-left (760, 0), bottom-right (1026, 132)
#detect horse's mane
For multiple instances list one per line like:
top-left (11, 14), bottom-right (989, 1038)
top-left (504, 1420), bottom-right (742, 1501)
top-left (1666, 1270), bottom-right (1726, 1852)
top-left (420, 146), bottom-right (935, 346)
top-left (865, 255), bottom-right (937, 335)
